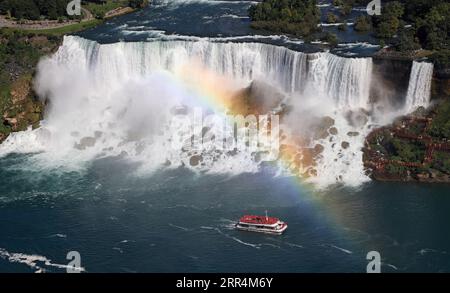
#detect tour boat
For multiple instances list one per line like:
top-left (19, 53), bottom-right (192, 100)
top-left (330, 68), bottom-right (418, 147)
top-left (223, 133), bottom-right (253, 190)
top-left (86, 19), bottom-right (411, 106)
top-left (235, 212), bottom-right (287, 235)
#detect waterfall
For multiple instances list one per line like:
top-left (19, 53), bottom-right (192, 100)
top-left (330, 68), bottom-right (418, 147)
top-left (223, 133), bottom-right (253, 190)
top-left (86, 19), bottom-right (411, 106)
top-left (0, 36), bottom-right (378, 186)
top-left (306, 53), bottom-right (372, 109)
top-left (54, 36), bottom-right (372, 109)
top-left (405, 61), bottom-right (434, 111)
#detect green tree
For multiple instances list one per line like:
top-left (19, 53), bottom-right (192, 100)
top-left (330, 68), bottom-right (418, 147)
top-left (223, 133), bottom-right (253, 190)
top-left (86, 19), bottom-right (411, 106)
top-left (354, 16), bottom-right (371, 32)
top-left (395, 29), bottom-right (420, 52)
top-left (327, 12), bottom-right (338, 24)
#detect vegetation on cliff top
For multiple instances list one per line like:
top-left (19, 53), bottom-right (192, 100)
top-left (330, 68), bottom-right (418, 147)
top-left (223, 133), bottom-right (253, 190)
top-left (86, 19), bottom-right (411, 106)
top-left (0, 0), bottom-right (149, 142)
top-left (0, 30), bottom-right (61, 141)
top-left (0, 0), bottom-right (148, 20)
top-left (248, 0), bottom-right (321, 37)
top-left (248, 0), bottom-right (449, 68)
top-left (361, 0), bottom-right (449, 69)
top-left (364, 100), bottom-right (450, 182)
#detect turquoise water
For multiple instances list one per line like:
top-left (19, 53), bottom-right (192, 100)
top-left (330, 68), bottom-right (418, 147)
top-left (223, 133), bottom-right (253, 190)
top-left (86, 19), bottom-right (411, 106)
top-left (0, 154), bottom-right (449, 272)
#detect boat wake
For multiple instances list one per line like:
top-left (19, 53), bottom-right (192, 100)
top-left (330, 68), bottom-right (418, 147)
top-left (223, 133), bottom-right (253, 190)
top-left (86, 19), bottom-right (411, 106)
top-left (0, 247), bottom-right (86, 273)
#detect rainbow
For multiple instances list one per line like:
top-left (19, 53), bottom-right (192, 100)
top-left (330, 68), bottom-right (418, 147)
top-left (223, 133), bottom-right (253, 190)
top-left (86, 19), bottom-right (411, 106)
top-left (164, 60), bottom-right (361, 252)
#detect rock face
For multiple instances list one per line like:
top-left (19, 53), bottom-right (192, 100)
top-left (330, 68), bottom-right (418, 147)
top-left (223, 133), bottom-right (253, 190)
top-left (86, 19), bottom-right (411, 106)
top-left (431, 72), bottom-right (450, 101)
top-left (312, 116), bottom-right (335, 140)
top-left (363, 100), bottom-right (450, 183)
top-left (1, 34), bottom-right (60, 144)
top-left (341, 141), bottom-right (350, 149)
top-left (230, 80), bottom-right (285, 115)
top-left (370, 58), bottom-right (413, 107)
top-left (1, 74), bottom-right (43, 140)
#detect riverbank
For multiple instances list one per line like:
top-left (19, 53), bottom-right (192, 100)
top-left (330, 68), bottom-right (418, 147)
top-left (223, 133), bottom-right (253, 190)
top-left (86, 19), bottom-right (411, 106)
top-left (363, 100), bottom-right (450, 183)
top-left (0, 2), bottom-right (149, 143)
top-left (0, 31), bottom-right (60, 143)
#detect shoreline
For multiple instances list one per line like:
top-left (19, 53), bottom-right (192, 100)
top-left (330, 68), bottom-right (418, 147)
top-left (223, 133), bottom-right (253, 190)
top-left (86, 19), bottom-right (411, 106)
top-left (0, 3), bottom-right (150, 143)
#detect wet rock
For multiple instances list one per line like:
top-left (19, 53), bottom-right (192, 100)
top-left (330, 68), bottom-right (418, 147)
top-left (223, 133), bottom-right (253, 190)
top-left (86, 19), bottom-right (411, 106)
top-left (74, 136), bottom-right (96, 150)
top-left (345, 109), bottom-right (369, 127)
top-left (230, 80), bottom-right (285, 115)
top-left (313, 116), bottom-right (335, 140)
top-left (329, 127), bottom-right (338, 135)
top-left (313, 144), bottom-right (324, 156)
top-left (189, 155), bottom-right (202, 166)
top-left (341, 141), bottom-right (350, 149)
top-left (347, 131), bottom-right (359, 137)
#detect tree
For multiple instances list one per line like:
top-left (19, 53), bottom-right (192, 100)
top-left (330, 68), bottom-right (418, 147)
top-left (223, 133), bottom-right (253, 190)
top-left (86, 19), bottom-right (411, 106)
top-left (129, 0), bottom-right (145, 9)
top-left (371, 1), bottom-right (405, 39)
top-left (338, 22), bottom-right (348, 31)
top-left (354, 16), bottom-right (371, 32)
top-left (248, 0), bottom-right (321, 37)
top-left (395, 29), bottom-right (420, 52)
top-left (327, 12), bottom-right (338, 24)
top-left (322, 32), bottom-right (338, 47)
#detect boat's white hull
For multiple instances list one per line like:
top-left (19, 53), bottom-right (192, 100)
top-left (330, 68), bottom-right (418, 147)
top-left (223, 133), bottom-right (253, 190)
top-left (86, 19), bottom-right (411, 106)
top-left (235, 224), bottom-right (288, 235)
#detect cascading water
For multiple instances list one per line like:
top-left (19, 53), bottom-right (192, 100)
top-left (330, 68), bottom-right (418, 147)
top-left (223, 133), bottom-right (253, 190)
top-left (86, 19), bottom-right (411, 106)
top-left (404, 61), bottom-right (434, 112)
top-left (0, 36), bottom-right (430, 187)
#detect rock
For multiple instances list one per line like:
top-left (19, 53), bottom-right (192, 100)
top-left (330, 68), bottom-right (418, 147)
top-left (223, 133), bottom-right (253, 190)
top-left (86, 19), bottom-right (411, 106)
top-left (189, 155), bottom-right (202, 166)
top-left (329, 127), bottom-right (338, 135)
top-left (4, 117), bottom-right (17, 126)
top-left (347, 131), bottom-right (359, 137)
top-left (345, 109), bottom-right (369, 127)
top-left (341, 141), bottom-right (350, 149)
top-left (230, 80), bottom-right (285, 115)
top-left (313, 116), bottom-right (335, 140)
top-left (74, 136), bottom-right (96, 150)
top-left (415, 172), bottom-right (430, 181)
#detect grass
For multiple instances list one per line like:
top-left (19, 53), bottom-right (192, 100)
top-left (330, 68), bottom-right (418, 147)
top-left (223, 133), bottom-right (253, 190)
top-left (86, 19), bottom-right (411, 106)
top-left (16, 19), bottom-right (104, 36)
top-left (85, 0), bottom-right (129, 19)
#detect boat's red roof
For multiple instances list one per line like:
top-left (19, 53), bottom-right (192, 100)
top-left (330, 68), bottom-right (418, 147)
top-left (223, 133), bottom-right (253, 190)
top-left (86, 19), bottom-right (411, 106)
top-left (239, 215), bottom-right (279, 225)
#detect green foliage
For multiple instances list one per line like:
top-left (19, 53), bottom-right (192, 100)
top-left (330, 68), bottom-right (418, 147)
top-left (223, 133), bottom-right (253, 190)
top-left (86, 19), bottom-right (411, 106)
top-left (386, 163), bottom-right (407, 175)
top-left (395, 29), bottom-right (421, 52)
top-left (248, 0), bottom-right (320, 37)
top-left (369, 0), bottom-right (449, 67)
top-left (339, 3), bottom-right (352, 16)
top-left (0, 30), bottom-right (60, 138)
top-left (322, 32), bottom-right (338, 47)
top-left (354, 16), bottom-right (371, 32)
top-left (372, 2), bottom-right (404, 39)
top-left (84, 0), bottom-right (127, 19)
top-left (418, 2), bottom-right (449, 51)
top-left (0, 0), bottom-right (71, 20)
top-left (428, 100), bottom-right (450, 139)
top-left (432, 152), bottom-right (450, 174)
top-left (338, 22), bottom-right (347, 31)
top-left (327, 12), bottom-right (338, 24)
top-left (430, 49), bottom-right (450, 70)
top-left (0, 0), bottom-right (146, 21)
top-left (391, 138), bottom-right (426, 163)
top-left (128, 0), bottom-right (146, 9)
